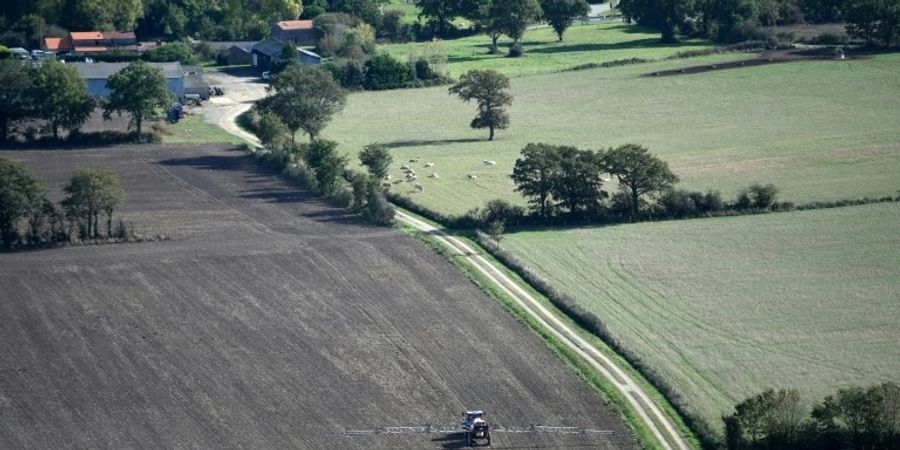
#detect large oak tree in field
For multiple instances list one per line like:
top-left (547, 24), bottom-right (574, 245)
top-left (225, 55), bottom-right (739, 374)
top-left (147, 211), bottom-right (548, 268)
top-left (104, 61), bottom-right (172, 137)
top-left (449, 69), bottom-right (512, 141)
top-left (0, 60), bottom-right (34, 142)
top-left (619, 0), bottom-right (691, 42)
top-left (540, 0), bottom-right (591, 41)
top-left (265, 66), bottom-right (347, 142)
top-left (511, 143), bottom-right (559, 218)
top-left (0, 158), bottom-right (46, 247)
top-left (33, 61), bottom-right (94, 140)
top-left (602, 144), bottom-right (678, 220)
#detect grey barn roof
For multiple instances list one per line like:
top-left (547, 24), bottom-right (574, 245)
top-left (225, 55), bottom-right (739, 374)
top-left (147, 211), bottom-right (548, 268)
top-left (72, 62), bottom-right (184, 80)
top-left (251, 39), bottom-right (284, 58)
top-left (182, 65), bottom-right (208, 90)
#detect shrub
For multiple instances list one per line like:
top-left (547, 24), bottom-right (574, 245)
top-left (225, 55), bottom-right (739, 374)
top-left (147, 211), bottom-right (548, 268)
top-left (301, 5), bottom-right (326, 19)
top-left (323, 59), bottom-right (367, 90)
top-left (366, 180), bottom-right (395, 225)
top-left (380, 10), bottom-right (407, 42)
top-left (143, 42), bottom-right (198, 64)
top-left (747, 183), bottom-right (779, 209)
top-left (364, 52), bottom-right (409, 90)
top-left (800, 31), bottom-right (850, 45)
top-left (479, 199), bottom-right (526, 228)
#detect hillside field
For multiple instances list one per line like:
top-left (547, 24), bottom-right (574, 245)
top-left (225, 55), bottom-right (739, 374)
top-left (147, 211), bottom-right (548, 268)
top-left (0, 145), bottom-right (634, 449)
top-left (325, 52), bottom-right (900, 217)
top-left (501, 203), bottom-right (900, 431)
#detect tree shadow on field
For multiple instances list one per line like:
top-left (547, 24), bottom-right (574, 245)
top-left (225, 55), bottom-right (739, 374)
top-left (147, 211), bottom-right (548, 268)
top-left (159, 154), bottom-right (260, 172)
top-left (158, 153), bottom-right (373, 227)
top-left (384, 138), bottom-right (483, 149)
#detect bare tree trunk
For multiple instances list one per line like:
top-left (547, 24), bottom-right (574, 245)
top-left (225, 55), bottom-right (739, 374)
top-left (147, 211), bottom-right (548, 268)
top-left (489, 127), bottom-right (495, 141)
top-left (135, 114), bottom-right (143, 137)
top-left (93, 212), bottom-right (99, 238)
top-left (106, 213), bottom-right (113, 237)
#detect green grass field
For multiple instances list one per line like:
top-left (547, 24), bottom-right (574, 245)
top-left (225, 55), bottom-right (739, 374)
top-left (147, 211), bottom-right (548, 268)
top-left (163, 115), bottom-right (243, 145)
top-left (500, 203), bottom-right (900, 433)
top-left (325, 52), bottom-right (900, 217)
top-left (381, 22), bottom-right (715, 77)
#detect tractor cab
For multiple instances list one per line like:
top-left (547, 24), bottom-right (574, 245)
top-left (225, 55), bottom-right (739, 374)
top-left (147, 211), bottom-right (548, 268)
top-left (463, 410), bottom-right (485, 429)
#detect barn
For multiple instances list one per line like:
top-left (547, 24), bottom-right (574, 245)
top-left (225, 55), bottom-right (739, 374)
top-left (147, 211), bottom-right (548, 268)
top-left (72, 62), bottom-right (185, 98)
top-left (250, 39), bottom-right (321, 70)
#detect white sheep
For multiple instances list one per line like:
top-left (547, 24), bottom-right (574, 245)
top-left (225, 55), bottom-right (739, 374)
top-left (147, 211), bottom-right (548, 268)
top-left (414, 183), bottom-right (423, 193)
top-left (429, 171), bottom-right (439, 178)
top-left (467, 174), bottom-right (477, 180)
top-left (384, 174), bottom-right (392, 181)
top-left (409, 157), bottom-right (420, 163)
top-left (424, 162), bottom-right (435, 168)
top-left (381, 182), bottom-right (392, 188)
top-left (483, 160), bottom-right (497, 166)
top-left (405, 173), bottom-right (417, 182)
top-left (400, 165), bottom-right (410, 171)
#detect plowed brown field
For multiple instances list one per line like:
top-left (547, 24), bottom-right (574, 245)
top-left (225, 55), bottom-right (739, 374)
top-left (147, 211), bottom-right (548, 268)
top-left (0, 145), bottom-right (635, 449)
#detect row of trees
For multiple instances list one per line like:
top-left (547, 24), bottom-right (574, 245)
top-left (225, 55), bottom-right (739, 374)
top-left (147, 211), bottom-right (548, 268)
top-left (0, 158), bottom-right (125, 249)
top-left (511, 143), bottom-right (679, 221)
top-left (0, 59), bottom-right (173, 142)
top-left (620, 0), bottom-right (900, 45)
top-left (1, 0), bottom-right (304, 43)
top-left (417, 0), bottom-right (590, 53)
top-left (725, 383), bottom-right (900, 449)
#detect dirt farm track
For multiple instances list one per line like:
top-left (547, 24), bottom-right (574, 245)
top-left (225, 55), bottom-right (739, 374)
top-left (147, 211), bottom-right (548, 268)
top-left (0, 144), bottom-right (634, 449)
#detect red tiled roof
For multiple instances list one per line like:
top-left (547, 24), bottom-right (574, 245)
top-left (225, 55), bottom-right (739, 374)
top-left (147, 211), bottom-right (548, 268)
top-left (70, 31), bottom-right (104, 40)
top-left (44, 37), bottom-right (74, 51)
top-left (275, 20), bottom-right (314, 31)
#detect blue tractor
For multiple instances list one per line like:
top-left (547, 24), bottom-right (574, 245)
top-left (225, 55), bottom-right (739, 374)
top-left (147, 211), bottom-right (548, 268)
top-left (463, 410), bottom-right (491, 447)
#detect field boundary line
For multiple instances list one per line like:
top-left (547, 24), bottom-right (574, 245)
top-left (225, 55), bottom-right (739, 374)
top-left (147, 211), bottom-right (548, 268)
top-left (395, 210), bottom-right (692, 450)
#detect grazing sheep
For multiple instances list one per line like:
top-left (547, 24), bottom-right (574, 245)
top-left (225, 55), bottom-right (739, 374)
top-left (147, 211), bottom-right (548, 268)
top-left (468, 174), bottom-right (477, 180)
top-left (483, 160), bottom-right (497, 166)
top-left (382, 182), bottom-right (392, 188)
top-left (400, 165), bottom-right (410, 171)
top-left (414, 183), bottom-right (423, 193)
top-left (424, 162), bottom-right (435, 168)
top-left (405, 173), bottom-right (417, 182)
top-left (409, 157), bottom-right (420, 163)
top-left (429, 171), bottom-right (439, 178)
top-left (384, 174), bottom-right (392, 181)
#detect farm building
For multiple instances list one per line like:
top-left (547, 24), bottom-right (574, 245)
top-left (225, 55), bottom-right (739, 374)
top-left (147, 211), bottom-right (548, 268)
top-left (269, 20), bottom-right (317, 45)
top-left (72, 62), bottom-right (185, 98)
top-left (226, 45), bottom-right (253, 65)
top-left (250, 39), bottom-right (321, 69)
top-left (43, 31), bottom-right (139, 54)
